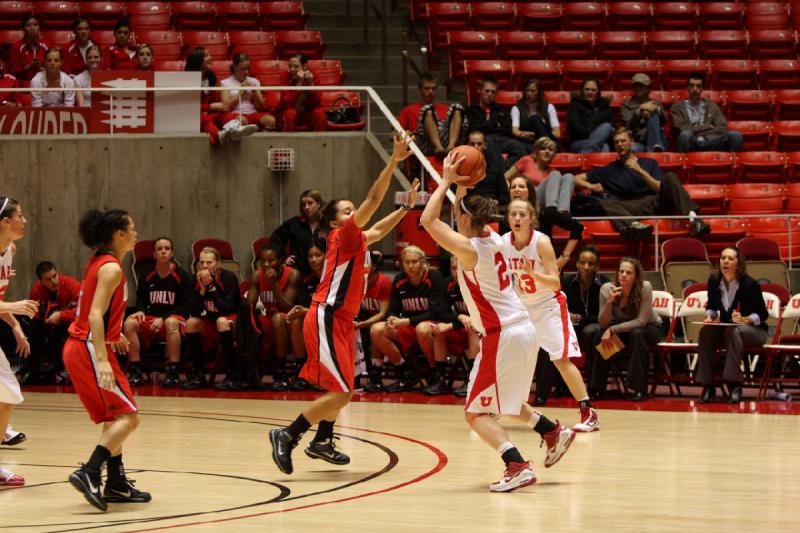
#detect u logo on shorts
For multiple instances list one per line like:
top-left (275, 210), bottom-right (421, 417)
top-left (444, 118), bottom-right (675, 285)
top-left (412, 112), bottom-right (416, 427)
top-left (480, 396), bottom-right (493, 407)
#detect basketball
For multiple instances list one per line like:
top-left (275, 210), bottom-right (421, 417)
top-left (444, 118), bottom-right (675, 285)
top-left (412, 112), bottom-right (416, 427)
top-left (449, 145), bottom-right (486, 187)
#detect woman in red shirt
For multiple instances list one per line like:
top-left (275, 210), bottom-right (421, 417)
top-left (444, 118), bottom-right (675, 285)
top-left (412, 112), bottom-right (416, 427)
top-left (104, 18), bottom-right (136, 70)
top-left (63, 16), bottom-right (94, 76)
top-left (9, 14), bottom-right (47, 84)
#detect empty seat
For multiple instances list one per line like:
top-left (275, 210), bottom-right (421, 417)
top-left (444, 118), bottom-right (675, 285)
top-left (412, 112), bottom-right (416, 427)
top-left (561, 59), bottom-right (611, 91)
top-left (685, 184), bottom-right (727, 214)
top-left (0, 29), bottom-right (23, 61)
top-left (746, 219), bottom-right (800, 262)
top-left (774, 89), bottom-right (800, 120)
top-left (543, 90), bottom-right (571, 123)
top-left (607, 2), bottom-right (652, 31)
top-left (705, 217), bottom-right (748, 255)
top-left (759, 59), bottom-right (800, 90)
top-left (447, 31), bottom-right (498, 78)
top-left (744, 3), bottom-right (790, 31)
top-left (773, 121), bottom-right (800, 151)
top-left (152, 59), bottom-right (184, 71)
top-left (546, 31), bottom-right (594, 60)
top-left (640, 152), bottom-right (686, 180)
top-left (516, 3), bottom-right (562, 32)
top-left (126, 2), bottom-right (172, 31)
top-left (0, 2), bottom-right (32, 30)
top-left (261, 1), bottom-right (308, 30)
top-left (170, 1), bottom-right (218, 30)
top-left (471, 2), bottom-right (516, 31)
top-left (647, 30), bottom-right (697, 59)
top-left (595, 31), bottom-right (645, 60)
top-left (708, 59), bottom-right (758, 90)
top-left (585, 152), bottom-right (619, 170)
top-left (673, 89), bottom-right (725, 107)
top-left (698, 2), bottom-right (744, 30)
top-left (34, 1), bottom-right (80, 30)
top-left (749, 29), bottom-right (797, 59)
top-left (736, 151), bottom-right (787, 182)
top-left (207, 59), bottom-right (229, 80)
top-left (730, 120), bottom-right (773, 150)
top-left (80, 2), bottom-right (126, 29)
top-left (660, 237), bottom-right (713, 299)
top-left (698, 30), bottom-right (749, 58)
top-left (218, 2), bottom-right (262, 31)
top-left (737, 235), bottom-right (791, 286)
top-left (786, 151), bottom-right (800, 180)
top-left (91, 29), bottom-right (117, 46)
top-left (727, 183), bottom-right (785, 214)
top-left (687, 152), bottom-right (737, 183)
top-left (307, 59), bottom-right (344, 85)
top-left (275, 30), bottom-right (325, 59)
top-left (550, 152), bottom-right (585, 174)
top-left (426, 2), bottom-right (470, 52)
top-left (724, 89), bottom-right (773, 121)
top-left (182, 31), bottom-right (229, 60)
top-left (229, 31), bottom-right (278, 60)
top-left (41, 30), bottom-right (75, 50)
top-left (136, 30), bottom-right (182, 60)
top-left (251, 59), bottom-right (290, 84)
top-left (496, 31), bottom-right (545, 60)
top-left (495, 90), bottom-right (521, 106)
top-left (583, 220), bottom-right (640, 270)
top-left (652, 2), bottom-right (697, 31)
top-left (514, 59), bottom-right (561, 91)
top-left (611, 59), bottom-right (661, 91)
top-left (784, 182), bottom-right (800, 211)
top-left (563, 2), bottom-right (607, 31)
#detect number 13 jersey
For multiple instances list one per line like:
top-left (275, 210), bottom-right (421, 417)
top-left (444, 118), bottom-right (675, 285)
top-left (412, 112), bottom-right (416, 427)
top-left (502, 229), bottom-right (558, 308)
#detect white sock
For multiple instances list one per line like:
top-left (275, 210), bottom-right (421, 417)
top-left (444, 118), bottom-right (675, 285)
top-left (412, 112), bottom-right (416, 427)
top-left (497, 441), bottom-right (514, 455)
top-left (4, 425), bottom-right (17, 441)
top-left (527, 411), bottom-right (542, 429)
top-left (689, 210), bottom-right (697, 222)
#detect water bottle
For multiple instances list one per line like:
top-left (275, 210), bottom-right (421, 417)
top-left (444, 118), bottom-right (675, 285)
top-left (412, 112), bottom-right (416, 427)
top-left (767, 390), bottom-right (792, 402)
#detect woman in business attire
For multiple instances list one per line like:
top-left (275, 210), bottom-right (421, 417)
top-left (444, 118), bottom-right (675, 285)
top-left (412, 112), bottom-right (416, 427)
top-left (696, 246), bottom-right (768, 404)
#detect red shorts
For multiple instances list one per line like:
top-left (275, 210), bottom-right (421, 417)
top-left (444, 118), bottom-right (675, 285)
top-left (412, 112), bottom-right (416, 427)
top-left (256, 312), bottom-right (288, 356)
top-left (299, 303), bottom-right (355, 392)
top-left (446, 328), bottom-right (470, 356)
top-left (137, 314), bottom-right (186, 351)
top-left (220, 111), bottom-right (273, 129)
top-left (200, 314), bottom-right (237, 352)
top-left (393, 324), bottom-right (419, 354)
top-left (62, 338), bottom-right (138, 424)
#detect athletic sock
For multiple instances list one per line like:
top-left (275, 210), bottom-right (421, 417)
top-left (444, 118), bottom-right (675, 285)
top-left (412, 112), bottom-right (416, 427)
top-left (312, 420), bottom-right (335, 443)
top-left (533, 416), bottom-right (558, 436)
top-left (498, 442), bottom-right (525, 466)
top-left (286, 414), bottom-right (311, 441)
top-left (579, 398), bottom-right (592, 410)
top-left (85, 445), bottom-right (111, 476)
top-left (107, 454), bottom-right (124, 483)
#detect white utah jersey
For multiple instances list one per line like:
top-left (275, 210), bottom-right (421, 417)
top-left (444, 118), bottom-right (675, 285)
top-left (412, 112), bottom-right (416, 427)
top-left (457, 231), bottom-right (530, 336)
top-left (0, 244), bottom-right (11, 301)
top-left (502, 230), bottom-right (558, 308)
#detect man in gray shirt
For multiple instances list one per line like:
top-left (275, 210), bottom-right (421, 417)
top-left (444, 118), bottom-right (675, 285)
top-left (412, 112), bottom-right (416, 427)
top-left (671, 73), bottom-right (743, 153)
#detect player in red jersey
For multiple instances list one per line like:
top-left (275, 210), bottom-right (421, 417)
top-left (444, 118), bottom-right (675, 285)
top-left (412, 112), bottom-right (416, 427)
top-left (270, 133), bottom-right (419, 474)
top-left (63, 209), bottom-right (150, 511)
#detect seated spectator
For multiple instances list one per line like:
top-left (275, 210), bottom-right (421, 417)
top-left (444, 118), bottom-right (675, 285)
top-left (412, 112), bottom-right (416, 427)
top-left (585, 257), bottom-right (662, 402)
top-left (574, 127), bottom-right (710, 240)
top-left (30, 49), bottom-right (76, 107)
top-left (104, 17), bottom-right (136, 70)
top-left (621, 73), bottom-right (668, 153)
top-left (269, 189), bottom-right (324, 278)
top-left (9, 14), bottom-right (47, 85)
top-left (73, 45), bottom-right (102, 107)
top-left (182, 247), bottom-right (240, 390)
top-left (421, 256), bottom-right (480, 397)
top-left (62, 16), bottom-right (94, 76)
top-left (567, 77), bottom-right (613, 153)
top-left (367, 245), bottom-right (445, 392)
top-left (0, 62), bottom-right (29, 107)
top-left (281, 53), bottom-right (326, 132)
top-left (466, 77), bottom-right (526, 167)
top-left (220, 52), bottom-right (277, 132)
top-left (512, 78), bottom-right (560, 151)
top-left (464, 130), bottom-right (510, 205)
top-left (696, 246), bottom-right (768, 404)
top-left (672, 73), bottom-right (743, 153)
top-left (355, 250), bottom-right (392, 388)
top-left (505, 137), bottom-right (583, 267)
top-left (135, 43), bottom-right (153, 71)
top-left (243, 244), bottom-right (300, 392)
top-left (122, 237), bottom-right (192, 389)
top-left (21, 261), bottom-right (80, 384)
top-left (397, 72), bottom-right (464, 157)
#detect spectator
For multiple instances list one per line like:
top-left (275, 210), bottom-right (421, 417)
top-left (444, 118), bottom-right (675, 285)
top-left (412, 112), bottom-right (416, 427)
top-left (9, 14), bottom-right (47, 84)
top-left (281, 53), bottom-right (326, 132)
top-left (696, 246), bottom-right (768, 404)
top-left (62, 16), bottom-right (94, 76)
top-left (354, 250), bottom-right (391, 389)
top-left (397, 72), bottom-right (464, 157)
top-left (465, 77), bottom-right (527, 167)
top-left (421, 256), bottom-right (480, 396)
top-left (135, 43), bottom-right (153, 71)
top-left (269, 189), bottom-right (324, 278)
top-left (672, 73), bottom-right (743, 153)
top-left (122, 237), bottom-right (192, 389)
top-left (366, 245), bottom-right (445, 392)
top-left (567, 77), bottom-right (613, 153)
top-left (621, 73), bottom-right (668, 153)
top-left (574, 127), bottom-right (710, 240)
top-left (0, 62), bottom-right (29, 107)
top-left (21, 261), bottom-right (80, 385)
top-left (511, 78), bottom-right (560, 150)
top-left (220, 52), bottom-right (277, 132)
top-left (104, 18), bottom-right (136, 70)
top-left (30, 48), bottom-right (76, 107)
top-left (505, 137), bottom-right (583, 267)
top-left (585, 257), bottom-right (662, 402)
top-left (73, 45), bottom-right (102, 107)
top-left (464, 130), bottom-right (510, 205)
top-left (182, 247), bottom-right (240, 390)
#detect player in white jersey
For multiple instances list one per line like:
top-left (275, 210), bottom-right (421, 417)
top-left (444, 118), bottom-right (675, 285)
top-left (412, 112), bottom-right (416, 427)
top-left (420, 153), bottom-right (575, 493)
top-left (503, 199), bottom-right (600, 432)
top-left (0, 197), bottom-right (40, 486)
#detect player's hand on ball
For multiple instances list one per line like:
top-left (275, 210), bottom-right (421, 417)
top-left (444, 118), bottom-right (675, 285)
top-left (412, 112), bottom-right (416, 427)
top-left (443, 151), bottom-right (470, 185)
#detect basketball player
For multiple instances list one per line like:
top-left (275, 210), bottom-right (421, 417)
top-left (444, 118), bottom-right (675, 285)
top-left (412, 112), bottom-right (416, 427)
top-left (503, 199), bottom-right (600, 432)
top-left (0, 197), bottom-right (38, 487)
top-left (269, 133), bottom-right (419, 474)
top-left (64, 209), bottom-right (150, 511)
top-left (419, 155), bottom-right (575, 492)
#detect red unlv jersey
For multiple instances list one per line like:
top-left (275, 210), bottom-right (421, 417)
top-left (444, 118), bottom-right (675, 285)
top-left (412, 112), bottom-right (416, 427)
top-left (312, 217), bottom-right (369, 319)
top-left (258, 265), bottom-right (293, 315)
top-left (68, 252), bottom-right (128, 343)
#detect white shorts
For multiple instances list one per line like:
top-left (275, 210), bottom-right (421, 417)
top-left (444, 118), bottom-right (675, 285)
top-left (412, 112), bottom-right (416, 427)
top-left (465, 321), bottom-right (538, 415)
top-left (0, 347), bottom-right (23, 405)
top-left (526, 292), bottom-right (581, 361)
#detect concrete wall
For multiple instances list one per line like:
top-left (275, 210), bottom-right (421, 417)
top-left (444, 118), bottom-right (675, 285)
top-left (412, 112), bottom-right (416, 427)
top-left (0, 132), bottom-right (403, 300)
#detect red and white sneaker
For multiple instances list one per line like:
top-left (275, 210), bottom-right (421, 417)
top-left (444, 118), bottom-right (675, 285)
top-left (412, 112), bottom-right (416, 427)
top-left (0, 467), bottom-right (24, 487)
top-left (541, 421), bottom-right (576, 468)
top-left (489, 461), bottom-right (537, 493)
top-left (573, 407), bottom-right (600, 433)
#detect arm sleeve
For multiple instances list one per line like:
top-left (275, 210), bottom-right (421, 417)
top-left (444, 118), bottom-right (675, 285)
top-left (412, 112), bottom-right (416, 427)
top-left (547, 103), bottom-right (559, 130)
top-left (613, 283), bottom-right (654, 333)
top-left (408, 270), bottom-right (446, 326)
top-left (30, 75), bottom-right (43, 107)
top-left (510, 106), bottom-right (520, 129)
top-left (207, 272), bottom-right (240, 316)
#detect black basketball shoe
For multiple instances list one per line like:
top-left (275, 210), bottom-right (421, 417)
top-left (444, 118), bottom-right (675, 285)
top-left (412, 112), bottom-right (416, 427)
top-left (305, 438), bottom-right (350, 465)
top-left (68, 466), bottom-right (107, 512)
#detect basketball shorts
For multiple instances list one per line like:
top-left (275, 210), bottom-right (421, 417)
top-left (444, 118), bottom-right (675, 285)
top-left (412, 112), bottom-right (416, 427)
top-left (137, 314), bottom-right (185, 351)
top-left (300, 303), bottom-right (355, 392)
top-left (257, 312), bottom-right (289, 356)
top-left (392, 324), bottom-right (419, 353)
top-left (0, 347), bottom-right (23, 405)
top-left (526, 292), bottom-right (581, 361)
top-left (465, 321), bottom-right (538, 415)
top-left (445, 328), bottom-right (470, 357)
top-left (200, 314), bottom-right (237, 352)
top-left (62, 338), bottom-right (138, 423)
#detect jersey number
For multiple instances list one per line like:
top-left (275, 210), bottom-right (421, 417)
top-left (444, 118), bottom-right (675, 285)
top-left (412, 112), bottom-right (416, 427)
top-left (494, 252), bottom-right (510, 290)
top-left (518, 273), bottom-right (537, 294)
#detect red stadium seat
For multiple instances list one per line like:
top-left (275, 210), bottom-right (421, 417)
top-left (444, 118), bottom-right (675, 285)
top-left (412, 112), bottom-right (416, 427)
top-left (0, 29), bottom-right (23, 61)
top-left (41, 30), bottom-right (74, 50)
top-left (736, 151), bottom-right (787, 182)
top-left (229, 31), bottom-right (278, 60)
top-left (749, 29), bottom-right (797, 59)
top-left (705, 217), bottom-right (748, 263)
top-left (152, 59), bottom-right (184, 71)
top-left (546, 31), bottom-right (595, 60)
top-left (464, 59), bottom-right (513, 103)
top-left (728, 120), bottom-right (773, 150)
top-left (607, 2), bottom-right (652, 31)
top-left (744, 221), bottom-right (800, 263)
top-left (724, 90), bottom-right (773, 121)
top-left (514, 59), bottom-right (561, 91)
top-left (275, 30), bottom-right (325, 59)
top-left (562, 2), bottom-right (607, 31)
top-left (686, 151), bottom-right (736, 183)
top-left (170, 2), bottom-right (218, 31)
top-left (595, 31), bottom-right (646, 60)
top-left (218, 2), bottom-right (261, 31)
top-left (471, 2), bottom-right (516, 31)
top-left (697, 2), bottom-right (744, 30)
top-left (652, 2), bottom-right (697, 31)
top-left (91, 29), bottom-right (116, 46)
top-left (182, 31), bottom-right (229, 60)
top-left (192, 238), bottom-right (235, 262)
top-left (759, 59), bottom-right (800, 90)
top-left (640, 152), bottom-right (687, 180)
top-left (79, 2), bottom-right (126, 29)
top-left (494, 90), bottom-right (521, 106)
top-left (496, 31), bottom-right (545, 60)
top-left (447, 31), bottom-right (498, 78)
top-left (34, 1), bottom-right (80, 30)
top-left (318, 91), bottom-right (367, 131)
top-left (517, 3), bottom-right (562, 32)
top-left (561, 59), bottom-right (611, 92)
top-left (698, 30), bottom-right (749, 59)
top-left (774, 121), bottom-right (800, 151)
top-left (673, 89), bottom-right (725, 107)
top-left (786, 151), bottom-right (800, 180)
top-left (774, 89), bottom-right (800, 120)
top-left (685, 184), bottom-right (727, 214)
top-left (126, 2), bottom-right (172, 31)
top-left (785, 182), bottom-right (800, 211)
top-left (307, 59), bottom-right (344, 85)
top-left (648, 90), bottom-right (679, 112)
top-left (136, 30), bottom-right (182, 60)
top-left (208, 59), bottom-right (229, 80)
top-left (583, 220), bottom-right (640, 270)
top-left (727, 183), bottom-right (785, 215)
top-left (611, 59), bottom-right (661, 91)
top-left (647, 30), bottom-right (697, 59)
top-left (744, 3), bottom-right (790, 31)
top-left (708, 59), bottom-right (758, 90)
top-left (550, 152), bottom-right (585, 174)
top-left (604, 90), bottom-right (626, 112)
top-left (426, 3), bottom-right (470, 52)
top-left (585, 152), bottom-right (619, 170)
top-left (0, 2), bottom-right (32, 30)
top-left (261, 1), bottom-right (308, 31)
top-left (250, 58), bottom-right (290, 83)
top-left (661, 60), bottom-right (710, 90)
top-left (544, 90), bottom-right (571, 123)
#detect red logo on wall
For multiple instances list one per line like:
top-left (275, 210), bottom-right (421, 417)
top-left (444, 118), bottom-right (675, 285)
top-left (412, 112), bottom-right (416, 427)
top-left (90, 71), bottom-right (155, 133)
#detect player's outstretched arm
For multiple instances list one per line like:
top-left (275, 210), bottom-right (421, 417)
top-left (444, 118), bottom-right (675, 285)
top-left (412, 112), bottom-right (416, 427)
top-left (353, 132), bottom-right (414, 229)
top-left (365, 179), bottom-right (420, 245)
